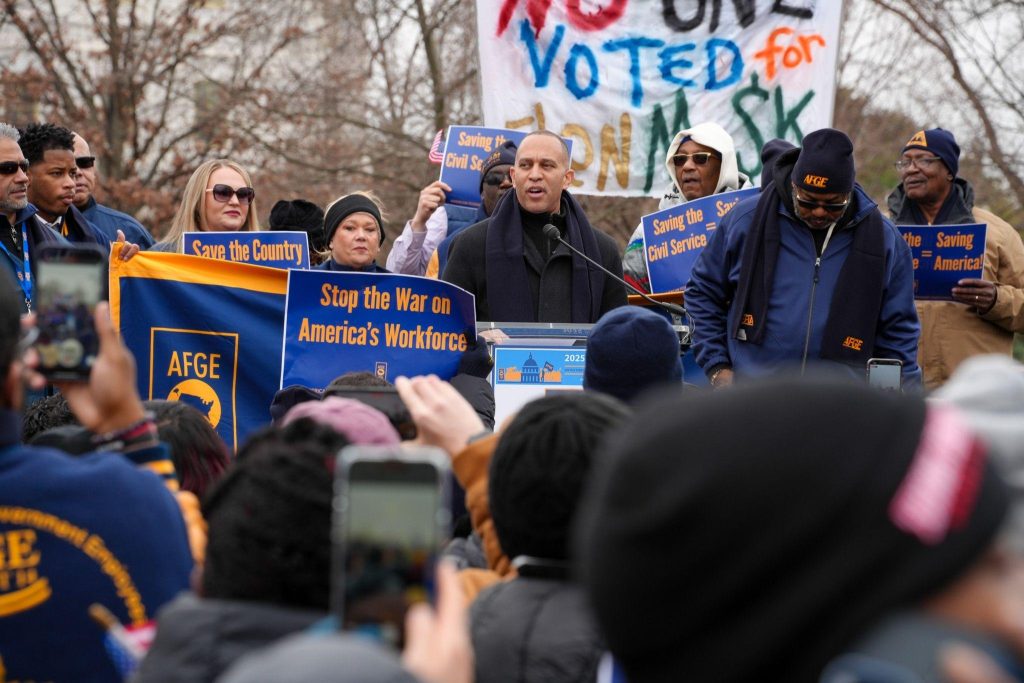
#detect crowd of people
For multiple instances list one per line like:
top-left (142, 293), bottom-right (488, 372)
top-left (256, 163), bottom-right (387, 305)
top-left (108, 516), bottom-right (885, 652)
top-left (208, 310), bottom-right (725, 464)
top-left (2, 114), bottom-right (1024, 682)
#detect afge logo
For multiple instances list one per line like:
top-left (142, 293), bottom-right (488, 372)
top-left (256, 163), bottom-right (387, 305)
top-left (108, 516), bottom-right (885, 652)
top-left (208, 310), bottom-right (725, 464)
top-left (150, 328), bottom-right (239, 449)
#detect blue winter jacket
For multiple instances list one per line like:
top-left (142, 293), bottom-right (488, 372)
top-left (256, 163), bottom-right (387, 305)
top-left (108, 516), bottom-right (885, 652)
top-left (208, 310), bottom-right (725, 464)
top-left (0, 410), bottom-right (193, 682)
top-left (686, 186), bottom-right (922, 387)
top-left (81, 196), bottom-right (156, 249)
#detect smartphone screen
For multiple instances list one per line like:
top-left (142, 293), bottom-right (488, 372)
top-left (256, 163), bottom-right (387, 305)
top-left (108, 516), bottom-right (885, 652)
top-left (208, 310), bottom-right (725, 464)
top-left (867, 358), bottom-right (902, 391)
top-left (333, 448), bottom-right (450, 648)
top-left (33, 246), bottom-right (106, 381)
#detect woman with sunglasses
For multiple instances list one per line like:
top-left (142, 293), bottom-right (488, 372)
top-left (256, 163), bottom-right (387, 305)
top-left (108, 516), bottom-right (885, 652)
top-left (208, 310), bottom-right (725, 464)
top-left (155, 159), bottom-right (259, 252)
top-left (316, 192), bottom-right (389, 273)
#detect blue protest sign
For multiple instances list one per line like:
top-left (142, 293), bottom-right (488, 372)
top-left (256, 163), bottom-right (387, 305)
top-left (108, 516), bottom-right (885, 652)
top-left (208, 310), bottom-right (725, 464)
top-left (898, 223), bottom-right (986, 300)
top-left (642, 188), bottom-right (758, 293)
top-left (439, 126), bottom-right (573, 208)
top-left (183, 231), bottom-right (310, 269)
top-left (281, 270), bottom-right (477, 388)
top-left (111, 252), bottom-right (288, 451)
top-left (440, 126), bottom-right (527, 208)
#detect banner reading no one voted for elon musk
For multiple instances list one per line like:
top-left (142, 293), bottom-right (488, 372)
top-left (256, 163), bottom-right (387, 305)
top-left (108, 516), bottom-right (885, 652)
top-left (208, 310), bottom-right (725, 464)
top-left (281, 270), bottom-right (477, 389)
top-left (183, 231), bottom-right (310, 269)
top-left (642, 188), bottom-right (758, 293)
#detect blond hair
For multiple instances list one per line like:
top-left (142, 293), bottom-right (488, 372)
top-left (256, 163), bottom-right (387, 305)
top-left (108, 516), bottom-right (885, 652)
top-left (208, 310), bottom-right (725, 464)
top-left (158, 159), bottom-right (259, 252)
top-left (319, 190), bottom-right (388, 262)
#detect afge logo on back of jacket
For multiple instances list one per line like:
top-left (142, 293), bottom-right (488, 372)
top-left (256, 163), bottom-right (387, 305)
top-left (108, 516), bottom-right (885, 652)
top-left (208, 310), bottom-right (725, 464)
top-left (150, 328), bottom-right (239, 449)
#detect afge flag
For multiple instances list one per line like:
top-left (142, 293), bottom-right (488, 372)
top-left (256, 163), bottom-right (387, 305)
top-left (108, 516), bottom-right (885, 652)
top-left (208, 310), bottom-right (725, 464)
top-left (477, 1), bottom-right (843, 195)
top-left (110, 252), bottom-right (287, 450)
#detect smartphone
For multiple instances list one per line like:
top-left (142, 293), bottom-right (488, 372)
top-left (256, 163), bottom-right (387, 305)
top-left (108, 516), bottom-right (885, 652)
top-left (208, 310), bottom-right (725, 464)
top-left (321, 385), bottom-right (416, 440)
top-left (867, 358), bottom-right (902, 391)
top-left (332, 446), bottom-right (451, 648)
top-left (32, 244), bottom-right (107, 381)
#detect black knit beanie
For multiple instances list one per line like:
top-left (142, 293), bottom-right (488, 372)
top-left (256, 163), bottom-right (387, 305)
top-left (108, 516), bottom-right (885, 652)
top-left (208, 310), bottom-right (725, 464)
top-left (269, 199), bottom-right (326, 252)
top-left (574, 378), bottom-right (1008, 683)
top-left (323, 195), bottom-right (384, 248)
top-left (489, 392), bottom-right (631, 561)
top-left (793, 128), bottom-right (855, 195)
top-left (478, 140), bottom-right (518, 193)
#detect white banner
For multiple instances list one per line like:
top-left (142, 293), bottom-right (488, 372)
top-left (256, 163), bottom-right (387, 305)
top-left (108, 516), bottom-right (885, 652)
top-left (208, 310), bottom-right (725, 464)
top-left (476, 0), bottom-right (843, 196)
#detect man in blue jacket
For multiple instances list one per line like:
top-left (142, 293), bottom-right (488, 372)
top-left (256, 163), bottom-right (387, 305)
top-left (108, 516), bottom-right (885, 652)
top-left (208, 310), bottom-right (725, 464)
top-left (686, 128), bottom-right (922, 388)
top-left (72, 132), bottom-right (156, 249)
top-left (0, 273), bottom-right (193, 681)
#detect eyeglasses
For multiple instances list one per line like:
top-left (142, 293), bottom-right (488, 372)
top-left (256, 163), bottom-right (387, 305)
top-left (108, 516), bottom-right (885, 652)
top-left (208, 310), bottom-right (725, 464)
top-left (207, 184), bottom-right (255, 205)
top-left (75, 156), bottom-right (96, 169)
top-left (792, 190), bottom-right (850, 213)
top-left (672, 152), bottom-right (720, 167)
top-left (894, 156), bottom-right (943, 171)
top-left (0, 160), bottom-right (29, 175)
top-left (482, 170), bottom-right (510, 186)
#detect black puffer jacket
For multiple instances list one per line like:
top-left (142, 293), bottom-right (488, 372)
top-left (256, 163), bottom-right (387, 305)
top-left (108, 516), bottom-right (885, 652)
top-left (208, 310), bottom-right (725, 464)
top-left (470, 577), bottom-right (604, 683)
top-left (135, 593), bottom-right (325, 683)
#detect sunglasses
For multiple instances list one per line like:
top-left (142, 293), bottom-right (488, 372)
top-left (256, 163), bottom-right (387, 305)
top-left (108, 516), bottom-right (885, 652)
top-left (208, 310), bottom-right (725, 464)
top-left (207, 184), bottom-right (256, 205)
top-left (793, 190), bottom-right (850, 213)
top-left (482, 170), bottom-right (510, 186)
top-left (0, 160), bottom-right (29, 175)
top-left (672, 152), bottom-right (720, 167)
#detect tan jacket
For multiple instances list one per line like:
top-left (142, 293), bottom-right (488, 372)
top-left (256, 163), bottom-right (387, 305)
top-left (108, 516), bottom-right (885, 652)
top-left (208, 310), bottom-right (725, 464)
top-left (450, 434), bottom-right (513, 601)
top-left (917, 207), bottom-right (1024, 389)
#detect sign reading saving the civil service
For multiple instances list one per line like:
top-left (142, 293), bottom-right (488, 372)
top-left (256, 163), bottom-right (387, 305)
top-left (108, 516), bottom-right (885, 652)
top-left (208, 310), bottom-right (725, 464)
top-left (183, 231), bottom-right (310, 269)
top-left (476, 2), bottom-right (842, 196)
top-left (642, 187), bottom-right (757, 293)
top-left (898, 224), bottom-right (986, 300)
top-left (440, 126), bottom-right (574, 208)
top-left (440, 126), bottom-right (528, 208)
top-left (281, 270), bottom-right (477, 389)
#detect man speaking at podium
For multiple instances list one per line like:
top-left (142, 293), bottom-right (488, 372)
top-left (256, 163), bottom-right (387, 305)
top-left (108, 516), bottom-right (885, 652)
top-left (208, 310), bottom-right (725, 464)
top-left (441, 130), bottom-right (626, 323)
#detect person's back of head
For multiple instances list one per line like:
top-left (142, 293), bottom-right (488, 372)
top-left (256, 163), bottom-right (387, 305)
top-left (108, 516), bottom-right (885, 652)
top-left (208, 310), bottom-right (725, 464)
top-left (201, 419), bottom-right (348, 610)
top-left (327, 371), bottom-right (391, 389)
top-left (269, 199), bottom-right (326, 254)
top-left (490, 392), bottom-right (631, 562)
top-left (574, 379), bottom-right (1009, 683)
top-left (22, 393), bottom-right (77, 442)
top-left (145, 399), bottom-right (231, 500)
top-left (583, 307), bottom-right (682, 403)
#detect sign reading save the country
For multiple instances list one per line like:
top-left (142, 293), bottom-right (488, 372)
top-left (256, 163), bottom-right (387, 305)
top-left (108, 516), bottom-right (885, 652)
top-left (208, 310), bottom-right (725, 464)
top-left (898, 224), bottom-right (986, 300)
top-left (281, 270), bottom-right (476, 388)
top-left (183, 231), bottom-right (310, 269)
top-left (642, 188), bottom-right (757, 293)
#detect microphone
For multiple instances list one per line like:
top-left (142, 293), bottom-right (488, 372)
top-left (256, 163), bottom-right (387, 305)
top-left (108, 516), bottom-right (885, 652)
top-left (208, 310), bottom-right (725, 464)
top-left (542, 223), bottom-right (688, 320)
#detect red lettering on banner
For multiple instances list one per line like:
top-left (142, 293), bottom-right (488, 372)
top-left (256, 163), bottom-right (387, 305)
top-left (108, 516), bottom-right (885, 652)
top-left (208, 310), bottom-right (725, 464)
top-left (497, 0), bottom-right (628, 37)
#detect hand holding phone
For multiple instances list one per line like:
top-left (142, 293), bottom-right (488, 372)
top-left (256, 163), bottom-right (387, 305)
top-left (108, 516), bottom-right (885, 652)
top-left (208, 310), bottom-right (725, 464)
top-left (32, 244), bottom-right (106, 381)
top-left (333, 445), bottom-right (451, 649)
top-left (867, 358), bottom-right (902, 392)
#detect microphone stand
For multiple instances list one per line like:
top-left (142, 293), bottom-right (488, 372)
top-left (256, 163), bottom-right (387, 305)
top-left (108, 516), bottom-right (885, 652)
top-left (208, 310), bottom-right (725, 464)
top-left (542, 223), bottom-right (689, 321)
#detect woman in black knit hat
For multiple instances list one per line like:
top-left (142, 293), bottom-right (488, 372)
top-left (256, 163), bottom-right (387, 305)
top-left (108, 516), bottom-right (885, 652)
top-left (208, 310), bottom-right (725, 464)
top-left (316, 192), bottom-right (389, 273)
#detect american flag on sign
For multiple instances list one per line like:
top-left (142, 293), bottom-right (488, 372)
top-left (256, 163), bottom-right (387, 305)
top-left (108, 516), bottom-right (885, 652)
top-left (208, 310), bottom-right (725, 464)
top-left (428, 129), bottom-right (445, 164)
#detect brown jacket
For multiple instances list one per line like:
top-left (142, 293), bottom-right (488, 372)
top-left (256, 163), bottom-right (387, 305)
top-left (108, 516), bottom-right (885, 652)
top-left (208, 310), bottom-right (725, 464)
top-left (450, 434), bottom-right (513, 600)
top-left (916, 206), bottom-right (1024, 389)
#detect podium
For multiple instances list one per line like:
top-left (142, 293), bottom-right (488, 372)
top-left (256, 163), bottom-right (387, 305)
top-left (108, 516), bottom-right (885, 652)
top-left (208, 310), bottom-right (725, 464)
top-left (478, 317), bottom-right (690, 427)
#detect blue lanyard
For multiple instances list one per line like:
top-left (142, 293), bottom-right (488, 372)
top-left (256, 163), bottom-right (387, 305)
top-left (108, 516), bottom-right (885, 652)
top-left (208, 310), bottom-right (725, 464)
top-left (0, 222), bottom-right (32, 312)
